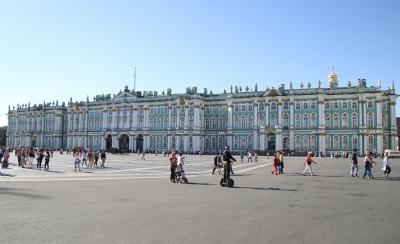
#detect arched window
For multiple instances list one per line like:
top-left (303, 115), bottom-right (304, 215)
top-left (382, 114), bottom-right (387, 129)
top-left (342, 136), bottom-right (348, 150)
top-left (218, 137), bottom-right (223, 149)
top-left (172, 117), bottom-right (176, 129)
top-left (270, 115), bottom-right (277, 127)
top-left (303, 136), bottom-right (309, 149)
top-left (205, 137), bottom-right (210, 149)
top-left (325, 113), bottom-right (331, 127)
top-left (150, 118), bottom-right (154, 129)
top-left (283, 113), bottom-right (289, 127)
top-left (295, 114), bottom-right (301, 127)
top-left (258, 115), bottom-right (265, 127)
top-left (240, 137), bottom-right (246, 148)
top-left (157, 117), bottom-right (161, 129)
top-left (211, 137), bottom-right (216, 148)
top-left (333, 113), bottom-right (339, 128)
top-left (283, 137), bottom-right (289, 149)
top-left (271, 102), bottom-right (277, 110)
top-left (352, 113), bottom-right (358, 127)
top-left (342, 113), bottom-right (348, 127)
top-left (205, 118), bottom-right (210, 129)
top-left (310, 135), bottom-right (317, 150)
top-left (234, 136), bottom-right (239, 149)
top-left (248, 115), bottom-right (253, 128)
top-left (179, 116), bottom-right (185, 129)
top-left (367, 112), bottom-right (374, 127)
top-left (241, 116), bottom-right (246, 129)
top-left (310, 113), bottom-right (317, 127)
top-left (234, 116), bottom-right (239, 129)
top-left (333, 136), bottom-right (340, 150)
top-left (247, 135), bottom-right (253, 149)
top-left (212, 117), bottom-right (217, 129)
top-left (367, 136), bottom-right (374, 151)
top-left (295, 136), bottom-right (301, 148)
top-left (189, 116), bottom-right (193, 129)
top-left (218, 117), bottom-right (223, 129)
top-left (303, 114), bottom-right (309, 127)
top-left (383, 135), bottom-right (388, 150)
top-left (164, 117), bottom-right (168, 129)
top-left (352, 136), bottom-right (358, 151)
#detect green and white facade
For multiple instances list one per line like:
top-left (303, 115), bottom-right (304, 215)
top-left (6, 69), bottom-right (398, 154)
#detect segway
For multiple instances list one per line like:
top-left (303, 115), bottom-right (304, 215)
top-left (220, 178), bottom-right (234, 187)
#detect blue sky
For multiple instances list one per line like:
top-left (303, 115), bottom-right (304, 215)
top-left (1, 0), bottom-right (399, 126)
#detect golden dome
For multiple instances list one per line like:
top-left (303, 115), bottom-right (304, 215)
top-left (328, 65), bottom-right (337, 82)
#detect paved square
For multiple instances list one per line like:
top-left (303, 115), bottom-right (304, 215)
top-left (0, 153), bottom-right (399, 244)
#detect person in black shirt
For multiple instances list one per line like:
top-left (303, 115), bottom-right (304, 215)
top-left (222, 146), bottom-right (236, 182)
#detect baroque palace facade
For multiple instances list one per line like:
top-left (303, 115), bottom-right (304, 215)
top-left (6, 68), bottom-right (398, 155)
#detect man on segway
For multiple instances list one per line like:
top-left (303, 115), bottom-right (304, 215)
top-left (221, 145), bottom-right (236, 187)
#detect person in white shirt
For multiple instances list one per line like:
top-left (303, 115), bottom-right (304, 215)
top-left (382, 152), bottom-right (391, 178)
top-left (74, 150), bottom-right (82, 172)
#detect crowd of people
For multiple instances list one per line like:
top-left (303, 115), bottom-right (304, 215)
top-left (72, 149), bottom-right (107, 172)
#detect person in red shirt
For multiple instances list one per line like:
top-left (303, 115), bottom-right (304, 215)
top-left (271, 153), bottom-right (279, 175)
top-left (169, 152), bottom-right (178, 182)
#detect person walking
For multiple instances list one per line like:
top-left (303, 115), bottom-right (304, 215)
top-left (169, 152), bottom-right (177, 182)
top-left (94, 150), bottom-right (99, 167)
top-left (100, 150), bottom-right (107, 168)
top-left (44, 150), bottom-right (50, 171)
top-left (350, 148), bottom-right (359, 177)
top-left (222, 146), bottom-right (236, 182)
top-left (247, 151), bottom-right (252, 162)
top-left (212, 153), bottom-right (221, 175)
top-left (240, 152), bottom-right (244, 163)
top-left (141, 151), bottom-right (146, 160)
top-left (362, 152), bottom-right (375, 179)
top-left (87, 150), bottom-right (94, 168)
top-left (278, 152), bottom-right (284, 174)
top-left (36, 149), bottom-right (44, 170)
top-left (302, 152), bottom-right (316, 176)
top-left (382, 151), bottom-right (391, 178)
top-left (74, 150), bottom-right (82, 172)
top-left (271, 153), bottom-right (278, 175)
top-left (81, 150), bottom-right (88, 168)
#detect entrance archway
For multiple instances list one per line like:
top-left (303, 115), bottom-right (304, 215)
top-left (135, 134), bottom-right (144, 152)
top-left (119, 134), bottom-right (129, 151)
top-left (267, 134), bottom-right (275, 150)
top-left (105, 135), bottom-right (112, 151)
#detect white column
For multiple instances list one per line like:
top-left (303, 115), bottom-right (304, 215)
top-left (358, 101), bottom-right (363, 126)
top-left (253, 104), bottom-right (258, 150)
top-left (111, 110), bottom-right (116, 130)
top-left (277, 101), bottom-right (282, 125)
top-left (376, 101), bottom-right (382, 127)
top-left (102, 110), bottom-right (107, 129)
top-left (184, 135), bottom-right (188, 151)
top-left (266, 103), bottom-right (270, 127)
top-left (194, 106), bottom-right (200, 130)
top-left (363, 102), bottom-right (367, 127)
top-left (144, 108), bottom-right (150, 130)
top-left (319, 134), bottom-right (326, 154)
top-left (227, 104), bottom-right (233, 130)
top-left (318, 101), bottom-right (325, 126)
top-left (275, 128), bottom-right (282, 151)
top-left (364, 135), bottom-right (368, 153)
top-left (132, 108), bottom-right (138, 130)
top-left (358, 134), bottom-right (363, 154)
top-left (289, 130), bottom-right (295, 151)
top-left (377, 134), bottom-right (383, 154)
top-left (184, 106), bottom-right (189, 130)
top-left (260, 134), bottom-right (265, 150)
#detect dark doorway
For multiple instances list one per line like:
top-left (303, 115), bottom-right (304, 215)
top-left (119, 134), bottom-right (129, 151)
top-left (106, 135), bottom-right (112, 151)
top-left (135, 134), bottom-right (144, 152)
top-left (31, 137), bottom-right (37, 148)
top-left (267, 134), bottom-right (275, 150)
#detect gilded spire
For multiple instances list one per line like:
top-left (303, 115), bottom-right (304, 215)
top-left (328, 65), bottom-right (337, 82)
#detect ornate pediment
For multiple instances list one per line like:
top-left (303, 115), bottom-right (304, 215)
top-left (114, 91), bottom-right (136, 100)
top-left (263, 88), bottom-right (284, 97)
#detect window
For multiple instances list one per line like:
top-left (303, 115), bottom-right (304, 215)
top-left (303, 136), bottom-right (309, 149)
top-left (271, 103), bottom-right (277, 111)
top-left (235, 105), bottom-right (239, 112)
top-left (248, 105), bottom-right (253, 112)
top-left (310, 102), bottom-right (316, 110)
top-left (367, 112), bottom-right (374, 127)
top-left (295, 136), bottom-right (301, 148)
top-left (310, 136), bottom-right (317, 150)
top-left (283, 102), bottom-right (289, 110)
top-left (352, 101), bottom-right (358, 109)
top-left (325, 113), bottom-right (331, 127)
top-left (325, 102), bottom-right (330, 109)
top-left (310, 113), bottom-right (317, 127)
top-left (303, 114), bottom-right (309, 127)
top-left (283, 137), bottom-right (289, 149)
top-left (241, 116), bottom-right (246, 128)
top-left (352, 136), bottom-right (358, 150)
top-left (333, 113), bottom-right (339, 127)
top-left (382, 114), bottom-right (387, 128)
top-left (270, 115), bottom-right (277, 127)
top-left (205, 118), bottom-right (210, 129)
top-left (258, 115), bottom-right (265, 127)
top-left (342, 113), bottom-right (348, 127)
top-left (367, 101), bottom-right (373, 109)
top-left (296, 102), bottom-right (300, 110)
top-left (333, 136), bottom-right (340, 150)
top-left (295, 114), bottom-right (301, 127)
top-left (234, 136), bottom-right (239, 149)
top-left (352, 113), bottom-right (358, 127)
top-left (342, 101), bottom-right (348, 109)
top-left (333, 102), bottom-right (339, 109)
top-left (259, 103), bottom-right (265, 111)
top-left (342, 136), bottom-right (349, 150)
top-left (205, 108), bottom-right (209, 115)
top-left (283, 114), bottom-right (289, 127)
top-left (234, 116), bottom-right (239, 129)
top-left (367, 136), bottom-right (374, 151)
top-left (248, 115), bottom-right (253, 128)
top-left (212, 117), bottom-right (217, 129)
top-left (241, 105), bottom-right (246, 112)
top-left (303, 102), bottom-right (308, 110)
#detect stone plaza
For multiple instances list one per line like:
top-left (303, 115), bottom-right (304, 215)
top-left (0, 153), bottom-right (399, 244)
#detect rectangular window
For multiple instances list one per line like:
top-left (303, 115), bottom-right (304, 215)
top-left (310, 102), bottom-right (316, 110)
top-left (325, 102), bottom-right (330, 109)
top-left (303, 102), bottom-right (308, 110)
top-left (367, 101), bottom-right (373, 109)
top-left (342, 101), bottom-right (348, 109)
top-left (334, 102), bottom-right (339, 109)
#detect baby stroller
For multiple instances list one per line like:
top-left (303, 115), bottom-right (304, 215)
top-left (173, 167), bottom-right (188, 183)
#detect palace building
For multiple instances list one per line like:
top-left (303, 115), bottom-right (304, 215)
top-left (6, 68), bottom-right (398, 155)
